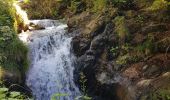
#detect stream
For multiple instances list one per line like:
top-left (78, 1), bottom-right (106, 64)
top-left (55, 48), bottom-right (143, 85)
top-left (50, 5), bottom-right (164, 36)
top-left (19, 20), bottom-right (81, 100)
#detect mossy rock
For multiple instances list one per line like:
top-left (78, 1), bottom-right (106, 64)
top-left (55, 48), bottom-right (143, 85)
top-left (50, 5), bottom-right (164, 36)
top-left (0, 67), bottom-right (22, 84)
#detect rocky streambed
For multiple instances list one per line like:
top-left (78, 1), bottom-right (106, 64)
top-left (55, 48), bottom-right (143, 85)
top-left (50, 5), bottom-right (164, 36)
top-left (68, 10), bottom-right (170, 100)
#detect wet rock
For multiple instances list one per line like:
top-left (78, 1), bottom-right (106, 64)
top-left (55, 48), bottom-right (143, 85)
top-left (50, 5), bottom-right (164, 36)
top-left (90, 34), bottom-right (107, 55)
top-left (108, 33), bottom-right (117, 45)
top-left (29, 22), bottom-right (45, 30)
top-left (71, 36), bottom-right (91, 56)
top-left (85, 55), bottom-right (96, 66)
top-left (18, 24), bottom-right (29, 33)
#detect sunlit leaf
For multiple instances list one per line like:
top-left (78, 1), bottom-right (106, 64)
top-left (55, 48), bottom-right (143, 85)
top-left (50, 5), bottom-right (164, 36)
top-left (10, 91), bottom-right (21, 98)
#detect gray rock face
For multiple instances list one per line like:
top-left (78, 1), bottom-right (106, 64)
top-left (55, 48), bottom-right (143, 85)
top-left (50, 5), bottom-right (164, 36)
top-left (71, 22), bottom-right (125, 100)
top-left (72, 36), bottom-right (91, 56)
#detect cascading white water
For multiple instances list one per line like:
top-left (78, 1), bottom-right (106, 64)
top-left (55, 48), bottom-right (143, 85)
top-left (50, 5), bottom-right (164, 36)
top-left (23, 20), bottom-right (80, 100)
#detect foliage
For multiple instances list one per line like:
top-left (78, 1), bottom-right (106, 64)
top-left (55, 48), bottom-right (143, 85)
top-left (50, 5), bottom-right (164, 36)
top-left (51, 72), bottom-right (92, 100)
top-left (135, 34), bottom-right (154, 56)
top-left (23, 0), bottom-right (60, 19)
top-left (114, 16), bottom-right (129, 44)
top-left (110, 46), bottom-right (119, 57)
top-left (93, 0), bottom-right (107, 12)
top-left (148, 89), bottom-right (170, 100)
top-left (136, 15), bottom-right (145, 24)
top-left (76, 72), bottom-right (92, 100)
top-left (75, 95), bottom-right (92, 100)
top-left (110, 0), bottom-right (127, 5)
top-left (116, 54), bottom-right (129, 65)
top-left (68, 0), bottom-right (87, 13)
top-left (149, 0), bottom-right (169, 11)
top-left (23, 0), bottom-right (30, 4)
top-left (51, 93), bottom-right (69, 100)
top-left (113, 43), bottom-right (142, 65)
top-left (116, 53), bottom-right (141, 65)
top-left (0, 81), bottom-right (31, 100)
top-left (109, 0), bottom-right (133, 9)
top-left (0, 0), bottom-right (28, 78)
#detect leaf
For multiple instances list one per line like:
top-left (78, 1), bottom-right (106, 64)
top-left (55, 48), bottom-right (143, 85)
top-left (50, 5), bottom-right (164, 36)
top-left (75, 95), bottom-right (92, 100)
top-left (10, 91), bottom-right (21, 98)
top-left (0, 88), bottom-right (8, 93)
top-left (51, 93), bottom-right (69, 100)
top-left (0, 93), bottom-right (6, 99)
top-left (83, 95), bottom-right (92, 100)
top-left (75, 96), bottom-right (82, 100)
top-left (8, 98), bottom-right (20, 100)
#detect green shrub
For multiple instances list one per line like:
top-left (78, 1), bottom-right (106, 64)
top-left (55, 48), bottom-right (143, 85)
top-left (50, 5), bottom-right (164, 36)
top-left (110, 0), bottom-right (127, 5)
top-left (69, 0), bottom-right (83, 13)
top-left (51, 72), bottom-right (92, 100)
top-left (114, 16), bottom-right (129, 44)
top-left (135, 34), bottom-right (154, 56)
top-left (0, 0), bottom-right (28, 79)
top-left (148, 89), bottom-right (170, 100)
top-left (110, 46), bottom-right (119, 57)
top-left (0, 81), bottom-right (31, 100)
top-left (51, 93), bottom-right (68, 100)
top-left (109, 0), bottom-right (132, 9)
top-left (76, 72), bottom-right (92, 100)
top-left (116, 53), bottom-right (141, 65)
top-left (23, 0), bottom-right (60, 19)
top-left (93, 0), bottom-right (107, 12)
top-left (149, 0), bottom-right (169, 11)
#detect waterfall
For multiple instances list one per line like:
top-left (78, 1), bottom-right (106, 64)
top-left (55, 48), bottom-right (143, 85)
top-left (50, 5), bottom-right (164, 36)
top-left (23, 20), bottom-right (80, 100)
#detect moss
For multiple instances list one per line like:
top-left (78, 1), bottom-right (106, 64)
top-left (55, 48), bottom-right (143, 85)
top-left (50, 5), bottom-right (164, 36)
top-left (114, 16), bottom-right (129, 44)
top-left (148, 0), bottom-right (169, 11)
top-left (93, 0), bottom-right (107, 12)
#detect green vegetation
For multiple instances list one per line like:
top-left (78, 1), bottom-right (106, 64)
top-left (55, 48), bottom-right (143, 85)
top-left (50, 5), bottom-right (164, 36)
top-left (0, 0), bottom-right (28, 80)
top-left (22, 0), bottom-right (130, 18)
top-left (110, 0), bottom-right (127, 7)
top-left (136, 34), bottom-right (154, 56)
top-left (51, 72), bottom-right (92, 100)
top-left (51, 93), bottom-right (68, 100)
top-left (75, 72), bottom-right (92, 100)
top-left (93, 0), bottom-right (107, 12)
top-left (114, 16), bottom-right (129, 44)
top-left (144, 89), bottom-right (170, 100)
top-left (69, 0), bottom-right (83, 13)
top-left (148, 0), bottom-right (169, 11)
top-left (22, 0), bottom-right (60, 19)
top-left (0, 81), bottom-right (31, 100)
